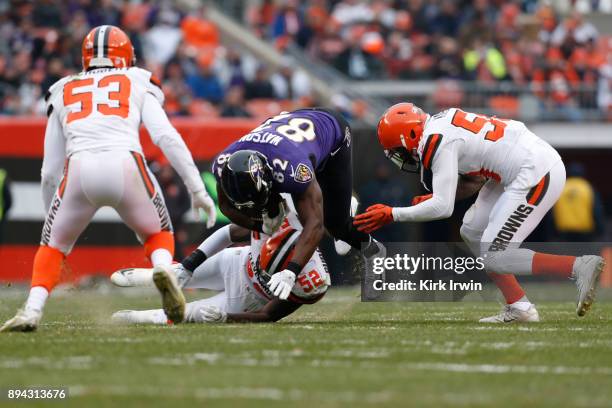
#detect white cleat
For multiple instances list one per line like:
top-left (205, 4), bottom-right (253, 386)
top-left (111, 264), bottom-right (192, 288)
top-left (573, 255), bottom-right (605, 317)
top-left (110, 268), bottom-right (155, 287)
top-left (335, 196), bottom-right (359, 256)
top-left (112, 310), bottom-right (167, 325)
top-left (153, 265), bottom-right (186, 324)
top-left (0, 308), bottom-right (42, 332)
top-left (479, 304), bottom-right (540, 323)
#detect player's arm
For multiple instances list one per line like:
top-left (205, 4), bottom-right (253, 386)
top-left (226, 298), bottom-right (302, 323)
top-left (290, 179), bottom-right (324, 268)
top-left (392, 141), bottom-right (459, 221)
top-left (181, 223), bottom-right (250, 274)
top-left (141, 92), bottom-right (216, 228)
top-left (40, 107), bottom-right (66, 211)
top-left (354, 140), bottom-right (459, 232)
top-left (266, 179), bottom-right (324, 301)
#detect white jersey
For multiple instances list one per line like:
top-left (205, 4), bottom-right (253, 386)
top-left (46, 67), bottom-right (163, 156)
top-left (419, 108), bottom-right (560, 187)
top-left (392, 108), bottom-right (562, 223)
top-left (246, 195), bottom-right (331, 304)
top-left (42, 67), bottom-right (204, 204)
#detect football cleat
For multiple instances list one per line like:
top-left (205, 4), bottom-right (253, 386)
top-left (573, 255), bottom-right (605, 317)
top-left (110, 268), bottom-right (155, 287)
top-left (335, 196), bottom-right (359, 256)
top-left (153, 265), bottom-right (186, 323)
top-left (359, 239), bottom-right (387, 300)
top-left (479, 304), bottom-right (540, 323)
top-left (0, 308), bottom-right (42, 332)
top-left (111, 264), bottom-right (192, 288)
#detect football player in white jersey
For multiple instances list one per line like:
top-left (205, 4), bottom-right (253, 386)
top-left (110, 195), bottom-right (330, 324)
top-left (354, 103), bottom-right (605, 322)
top-left (0, 25), bottom-right (216, 332)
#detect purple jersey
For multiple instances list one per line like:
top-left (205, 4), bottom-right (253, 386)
top-left (213, 109), bottom-right (347, 195)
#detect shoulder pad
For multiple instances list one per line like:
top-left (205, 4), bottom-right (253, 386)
top-left (129, 67), bottom-right (164, 104)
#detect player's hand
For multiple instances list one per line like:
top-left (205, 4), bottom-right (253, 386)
top-left (197, 305), bottom-right (227, 323)
top-left (411, 194), bottom-right (433, 206)
top-left (267, 270), bottom-right (296, 300)
top-left (353, 204), bottom-right (394, 233)
top-left (192, 190), bottom-right (217, 229)
top-left (262, 200), bottom-right (286, 235)
top-left (175, 264), bottom-right (193, 289)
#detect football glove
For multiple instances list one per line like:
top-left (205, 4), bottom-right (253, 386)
top-left (174, 264), bottom-right (193, 289)
top-left (353, 204), bottom-right (394, 233)
top-left (192, 190), bottom-right (217, 229)
top-left (267, 269), bottom-right (296, 300)
top-left (411, 193), bottom-right (433, 206)
top-left (197, 305), bottom-right (227, 323)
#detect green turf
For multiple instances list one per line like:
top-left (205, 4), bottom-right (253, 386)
top-left (1, 287), bottom-right (612, 408)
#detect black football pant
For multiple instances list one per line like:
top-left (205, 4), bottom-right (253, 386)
top-left (313, 109), bottom-right (371, 250)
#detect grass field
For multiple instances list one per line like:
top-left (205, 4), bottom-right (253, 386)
top-left (1, 286), bottom-right (612, 408)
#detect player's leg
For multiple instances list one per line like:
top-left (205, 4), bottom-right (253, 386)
top-left (481, 161), bottom-right (603, 316)
top-left (1, 157), bottom-right (97, 332)
top-left (112, 248), bottom-right (254, 324)
top-left (460, 180), bottom-right (537, 322)
top-left (112, 292), bottom-right (228, 325)
top-left (114, 152), bottom-right (184, 322)
top-left (318, 138), bottom-right (381, 255)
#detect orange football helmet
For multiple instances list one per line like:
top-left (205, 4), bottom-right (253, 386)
top-left (259, 226), bottom-right (300, 278)
top-left (82, 25), bottom-right (135, 70)
top-left (377, 103), bottom-right (428, 172)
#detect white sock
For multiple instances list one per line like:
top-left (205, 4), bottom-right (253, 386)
top-left (134, 309), bottom-right (168, 324)
top-left (150, 248), bottom-right (172, 267)
top-left (510, 297), bottom-right (533, 311)
top-left (25, 286), bottom-right (49, 312)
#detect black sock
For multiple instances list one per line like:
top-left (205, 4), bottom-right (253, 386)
top-left (181, 249), bottom-right (207, 272)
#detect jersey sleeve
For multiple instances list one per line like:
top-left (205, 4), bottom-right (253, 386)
top-left (131, 67), bottom-right (164, 105)
top-left (44, 77), bottom-right (69, 117)
top-left (392, 140), bottom-right (459, 222)
top-left (141, 92), bottom-right (204, 193)
top-left (420, 133), bottom-right (445, 170)
top-left (275, 152), bottom-right (315, 195)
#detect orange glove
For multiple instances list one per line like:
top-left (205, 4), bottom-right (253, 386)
top-left (411, 194), bottom-right (433, 206)
top-left (353, 204), bottom-right (394, 233)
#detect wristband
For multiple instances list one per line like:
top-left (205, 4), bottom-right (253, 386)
top-left (285, 261), bottom-right (302, 275)
top-left (181, 249), bottom-right (207, 272)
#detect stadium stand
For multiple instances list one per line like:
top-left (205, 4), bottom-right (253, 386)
top-left (2, 1), bottom-right (612, 121)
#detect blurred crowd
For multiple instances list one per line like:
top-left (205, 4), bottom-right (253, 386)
top-left (2, 0), bottom-right (612, 120)
top-left (247, 0), bottom-right (612, 118)
top-left (0, 0), bottom-right (314, 117)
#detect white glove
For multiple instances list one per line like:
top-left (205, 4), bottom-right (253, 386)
top-left (198, 305), bottom-right (227, 323)
top-left (262, 200), bottom-right (286, 235)
top-left (191, 190), bottom-right (217, 229)
top-left (174, 264), bottom-right (193, 288)
top-left (267, 270), bottom-right (296, 300)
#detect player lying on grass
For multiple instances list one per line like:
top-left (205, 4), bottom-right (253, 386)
top-left (1, 25), bottom-right (216, 333)
top-left (213, 108), bottom-right (385, 301)
top-left (110, 196), bottom-right (329, 324)
top-left (354, 103), bottom-right (605, 322)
